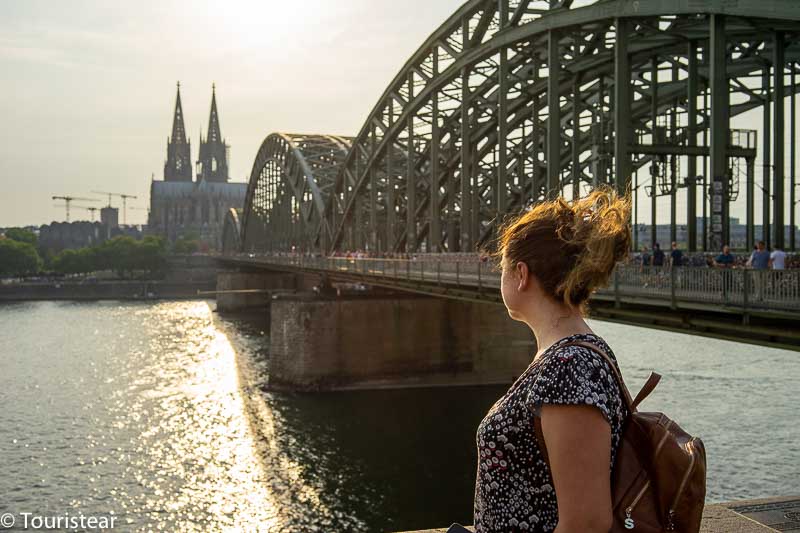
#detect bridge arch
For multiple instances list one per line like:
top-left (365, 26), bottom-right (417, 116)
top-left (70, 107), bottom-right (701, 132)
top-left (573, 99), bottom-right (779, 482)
top-left (235, 2), bottom-right (800, 256)
top-left (221, 207), bottom-right (242, 253)
top-left (240, 133), bottom-right (352, 253)
top-left (320, 0), bottom-right (800, 255)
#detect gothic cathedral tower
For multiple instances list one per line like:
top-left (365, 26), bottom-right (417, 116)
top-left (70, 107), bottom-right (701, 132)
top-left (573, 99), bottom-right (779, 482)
top-left (164, 82), bottom-right (192, 181)
top-left (197, 84), bottom-right (229, 183)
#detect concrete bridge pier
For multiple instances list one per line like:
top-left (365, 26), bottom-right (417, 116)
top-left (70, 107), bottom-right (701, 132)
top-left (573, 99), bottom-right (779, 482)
top-left (215, 270), bottom-right (296, 312)
top-left (267, 293), bottom-right (535, 390)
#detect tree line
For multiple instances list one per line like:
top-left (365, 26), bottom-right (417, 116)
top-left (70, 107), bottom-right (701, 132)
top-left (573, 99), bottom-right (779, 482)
top-left (0, 229), bottom-right (198, 278)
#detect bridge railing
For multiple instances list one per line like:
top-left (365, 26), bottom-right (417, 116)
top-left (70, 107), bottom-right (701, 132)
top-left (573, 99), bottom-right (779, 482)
top-left (255, 255), bottom-right (503, 290)
top-left (611, 266), bottom-right (800, 311)
top-left (232, 254), bottom-right (799, 313)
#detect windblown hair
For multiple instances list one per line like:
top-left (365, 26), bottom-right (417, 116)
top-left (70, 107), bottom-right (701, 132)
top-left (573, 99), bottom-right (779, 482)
top-left (493, 187), bottom-right (632, 315)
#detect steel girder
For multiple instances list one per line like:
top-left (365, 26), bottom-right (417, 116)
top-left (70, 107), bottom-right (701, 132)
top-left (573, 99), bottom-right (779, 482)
top-left (314, 0), bottom-right (800, 254)
top-left (240, 133), bottom-right (352, 253)
top-left (232, 1), bottom-right (800, 255)
top-left (221, 208), bottom-right (242, 253)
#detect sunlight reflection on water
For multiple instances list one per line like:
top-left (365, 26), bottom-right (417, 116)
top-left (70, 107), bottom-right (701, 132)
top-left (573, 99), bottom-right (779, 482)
top-left (119, 301), bottom-right (283, 531)
top-left (0, 301), bottom-right (302, 531)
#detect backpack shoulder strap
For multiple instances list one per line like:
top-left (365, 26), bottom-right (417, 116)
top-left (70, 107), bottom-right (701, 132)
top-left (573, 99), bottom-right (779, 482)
top-left (560, 340), bottom-right (660, 413)
top-left (535, 339), bottom-right (661, 467)
top-left (631, 372), bottom-right (661, 410)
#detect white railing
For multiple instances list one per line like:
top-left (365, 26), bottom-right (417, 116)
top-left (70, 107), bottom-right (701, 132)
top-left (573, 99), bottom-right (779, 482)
top-left (229, 254), bottom-right (799, 313)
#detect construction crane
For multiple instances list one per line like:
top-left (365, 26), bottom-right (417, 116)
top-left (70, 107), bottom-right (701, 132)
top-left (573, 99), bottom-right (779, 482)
top-left (91, 191), bottom-right (138, 225)
top-left (51, 205), bottom-right (101, 221)
top-left (51, 196), bottom-right (97, 222)
top-left (81, 206), bottom-right (100, 221)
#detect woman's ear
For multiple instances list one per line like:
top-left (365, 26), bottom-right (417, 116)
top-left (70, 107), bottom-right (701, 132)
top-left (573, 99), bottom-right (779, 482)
top-left (515, 261), bottom-right (530, 291)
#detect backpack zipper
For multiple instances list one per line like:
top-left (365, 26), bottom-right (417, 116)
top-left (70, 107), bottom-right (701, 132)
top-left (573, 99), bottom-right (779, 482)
top-left (624, 480), bottom-right (650, 529)
top-left (623, 419), bottom-right (672, 529)
top-left (623, 429), bottom-right (691, 531)
top-left (653, 419), bottom-right (673, 458)
top-left (665, 438), bottom-right (699, 531)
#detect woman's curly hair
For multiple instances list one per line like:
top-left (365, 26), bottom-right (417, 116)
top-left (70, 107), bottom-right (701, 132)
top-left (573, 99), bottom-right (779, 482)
top-left (492, 187), bottom-right (632, 315)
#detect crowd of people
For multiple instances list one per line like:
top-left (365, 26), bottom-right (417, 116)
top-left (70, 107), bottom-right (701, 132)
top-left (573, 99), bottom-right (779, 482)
top-left (635, 241), bottom-right (796, 270)
top-left (256, 244), bottom-right (797, 269)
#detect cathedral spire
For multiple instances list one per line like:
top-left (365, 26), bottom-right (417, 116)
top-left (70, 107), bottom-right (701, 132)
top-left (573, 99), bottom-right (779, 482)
top-left (171, 82), bottom-right (188, 146)
top-left (206, 83), bottom-right (221, 144)
top-left (164, 81), bottom-right (192, 181)
top-left (197, 83), bottom-right (229, 183)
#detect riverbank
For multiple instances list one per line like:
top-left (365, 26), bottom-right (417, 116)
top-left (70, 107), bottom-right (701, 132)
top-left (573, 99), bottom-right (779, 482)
top-left (0, 279), bottom-right (216, 300)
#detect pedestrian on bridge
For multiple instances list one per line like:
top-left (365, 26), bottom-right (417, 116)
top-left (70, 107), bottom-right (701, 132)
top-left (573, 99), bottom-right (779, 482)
top-left (639, 245), bottom-right (651, 271)
top-left (748, 241), bottom-right (770, 270)
top-left (652, 242), bottom-right (665, 267)
top-left (748, 241), bottom-right (770, 301)
top-left (473, 187), bottom-right (631, 533)
top-left (770, 247), bottom-right (786, 270)
top-left (713, 245), bottom-right (735, 268)
top-left (713, 245), bottom-right (736, 299)
top-left (670, 241), bottom-right (683, 268)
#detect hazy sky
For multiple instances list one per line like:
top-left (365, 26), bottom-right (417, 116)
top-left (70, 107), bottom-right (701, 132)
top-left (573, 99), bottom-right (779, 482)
top-left (0, 0), bottom-right (794, 232)
top-left (1, 0), bottom-right (463, 226)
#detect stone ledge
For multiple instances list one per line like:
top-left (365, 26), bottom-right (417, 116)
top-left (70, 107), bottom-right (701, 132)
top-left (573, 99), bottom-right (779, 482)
top-left (394, 496), bottom-right (800, 533)
top-left (723, 496), bottom-right (800, 532)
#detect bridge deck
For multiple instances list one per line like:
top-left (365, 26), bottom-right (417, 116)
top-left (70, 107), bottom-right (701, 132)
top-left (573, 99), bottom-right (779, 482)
top-left (220, 255), bottom-right (799, 315)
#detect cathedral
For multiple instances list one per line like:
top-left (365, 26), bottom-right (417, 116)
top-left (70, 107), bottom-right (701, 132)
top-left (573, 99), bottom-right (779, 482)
top-left (148, 83), bottom-right (247, 249)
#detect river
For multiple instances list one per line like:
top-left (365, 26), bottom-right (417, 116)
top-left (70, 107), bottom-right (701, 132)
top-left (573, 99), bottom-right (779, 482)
top-left (0, 300), bottom-right (797, 532)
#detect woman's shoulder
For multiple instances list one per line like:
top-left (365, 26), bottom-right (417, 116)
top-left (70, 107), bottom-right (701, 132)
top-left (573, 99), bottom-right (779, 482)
top-left (537, 333), bottom-right (622, 390)
top-left (545, 332), bottom-right (617, 364)
top-left (524, 332), bottom-right (625, 423)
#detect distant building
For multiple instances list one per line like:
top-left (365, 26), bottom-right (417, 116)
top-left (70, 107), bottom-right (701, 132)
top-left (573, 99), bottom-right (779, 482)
top-left (148, 83), bottom-right (247, 249)
top-left (38, 221), bottom-right (106, 252)
top-left (38, 214), bottom-right (143, 252)
top-left (100, 206), bottom-right (119, 238)
top-left (633, 217), bottom-right (799, 250)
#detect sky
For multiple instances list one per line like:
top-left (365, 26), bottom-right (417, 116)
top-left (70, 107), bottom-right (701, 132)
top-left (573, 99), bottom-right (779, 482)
top-left (0, 0), bottom-right (463, 226)
top-left (0, 0), bottom-right (796, 232)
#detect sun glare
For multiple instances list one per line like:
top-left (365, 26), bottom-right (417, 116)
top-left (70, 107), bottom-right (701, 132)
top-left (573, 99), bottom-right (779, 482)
top-left (213, 0), bottom-right (333, 50)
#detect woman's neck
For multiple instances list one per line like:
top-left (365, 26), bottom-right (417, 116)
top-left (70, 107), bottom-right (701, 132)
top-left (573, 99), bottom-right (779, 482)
top-left (526, 302), bottom-right (594, 360)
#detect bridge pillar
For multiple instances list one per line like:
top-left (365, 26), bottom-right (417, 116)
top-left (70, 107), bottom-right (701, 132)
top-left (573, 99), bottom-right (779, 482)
top-left (215, 271), bottom-right (296, 312)
top-left (267, 294), bottom-right (535, 390)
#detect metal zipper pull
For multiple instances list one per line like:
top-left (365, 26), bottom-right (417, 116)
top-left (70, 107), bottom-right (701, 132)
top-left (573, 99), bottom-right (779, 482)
top-left (624, 479), bottom-right (649, 530)
top-left (624, 508), bottom-right (635, 530)
top-left (666, 509), bottom-right (676, 531)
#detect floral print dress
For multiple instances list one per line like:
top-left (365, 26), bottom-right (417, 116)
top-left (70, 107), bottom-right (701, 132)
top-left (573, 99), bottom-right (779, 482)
top-left (473, 332), bottom-right (627, 532)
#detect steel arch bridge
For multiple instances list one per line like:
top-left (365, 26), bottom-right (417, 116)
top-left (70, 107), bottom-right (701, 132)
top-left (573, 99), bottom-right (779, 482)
top-left (221, 208), bottom-right (242, 254)
top-left (230, 0), bottom-right (800, 256)
top-left (239, 133), bottom-right (352, 253)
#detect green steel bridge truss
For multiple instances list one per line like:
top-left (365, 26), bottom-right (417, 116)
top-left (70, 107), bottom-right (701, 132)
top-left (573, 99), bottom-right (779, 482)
top-left (234, 0), bottom-right (800, 256)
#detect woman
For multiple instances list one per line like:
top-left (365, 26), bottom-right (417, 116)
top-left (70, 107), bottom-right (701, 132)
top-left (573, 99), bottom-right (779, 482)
top-left (474, 188), bottom-right (631, 533)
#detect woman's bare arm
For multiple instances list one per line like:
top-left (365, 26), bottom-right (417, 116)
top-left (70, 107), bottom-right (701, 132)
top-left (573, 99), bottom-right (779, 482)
top-left (540, 404), bottom-right (613, 533)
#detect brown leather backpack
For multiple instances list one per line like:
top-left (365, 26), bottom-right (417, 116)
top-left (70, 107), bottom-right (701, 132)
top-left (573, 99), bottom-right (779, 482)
top-left (539, 340), bottom-right (707, 532)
